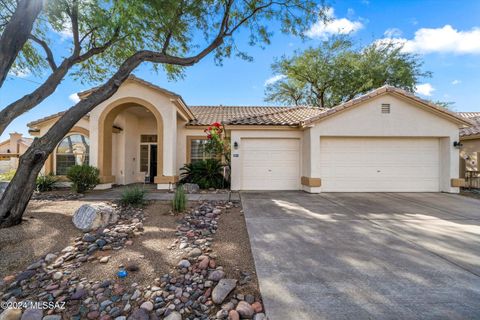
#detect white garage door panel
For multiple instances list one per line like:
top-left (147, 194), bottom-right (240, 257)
top-left (320, 137), bottom-right (440, 192)
top-left (242, 139), bottom-right (300, 190)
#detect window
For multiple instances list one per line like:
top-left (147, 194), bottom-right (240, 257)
top-left (56, 134), bottom-right (89, 175)
top-left (141, 135), bottom-right (157, 143)
top-left (140, 145), bottom-right (149, 172)
top-left (189, 138), bottom-right (216, 163)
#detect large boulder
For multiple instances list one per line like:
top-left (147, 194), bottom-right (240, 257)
top-left (72, 203), bottom-right (118, 232)
top-left (183, 183), bottom-right (200, 194)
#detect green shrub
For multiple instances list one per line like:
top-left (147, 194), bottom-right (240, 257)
top-left (36, 174), bottom-right (57, 192)
top-left (179, 159), bottom-right (228, 189)
top-left (66, 164), bottom-right (100, 193)
top-left (172, 184), bottom-right (187, 212)
top-left (120, 185), bottom-right (146, 207)
top-left (0, 169), bottom-right (16, 181)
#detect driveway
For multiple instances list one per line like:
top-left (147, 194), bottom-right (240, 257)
top-left (241, 192), bottom-right (480, 320)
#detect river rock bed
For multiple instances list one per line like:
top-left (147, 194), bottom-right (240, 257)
top-left (0, 201), bottom-right (266, 320)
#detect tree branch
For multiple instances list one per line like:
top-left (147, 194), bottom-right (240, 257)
top-left (29, 35), bottom-right (57, 71)
top-left (0, 0), bottom-right (43, 87)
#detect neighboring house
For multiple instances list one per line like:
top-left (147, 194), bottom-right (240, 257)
top-left (0, 132), bottom-right (32, 173)
top-left (458, 112), bottom-right (480, 184)
top-left (27, 75), bottom-right (470, 193)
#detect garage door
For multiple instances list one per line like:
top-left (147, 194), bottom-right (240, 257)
top-left (320, 137), bottom-right (440, 192)
top-left (242, 138), bottom-right (300, 190)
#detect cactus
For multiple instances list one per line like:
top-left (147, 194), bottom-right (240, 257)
top-left (173, 184), bottom-right (187, 212)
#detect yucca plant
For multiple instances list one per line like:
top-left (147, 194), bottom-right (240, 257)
top-left (173, 184), bottom-right (187, 213)
top-left (179, 159), bottom-right (228, 189)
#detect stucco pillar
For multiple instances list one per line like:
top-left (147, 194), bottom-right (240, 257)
top-left (301, 128), bottom-right (321, 193)
top-left (440, 136), bottom-right (460, 193)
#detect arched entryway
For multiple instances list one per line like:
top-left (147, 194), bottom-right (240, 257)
top-left (98, 97), bottom-right (164, 184)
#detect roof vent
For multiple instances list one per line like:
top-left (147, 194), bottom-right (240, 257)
top-left (381, 103), bottom-right (390, 114)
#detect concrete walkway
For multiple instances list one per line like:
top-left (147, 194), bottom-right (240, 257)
top-left (242, 191), bottom-right (480, 320)
top-left (84, 185), bottom-right (239, 201)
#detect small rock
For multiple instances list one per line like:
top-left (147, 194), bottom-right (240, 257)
top-left (52, 272), bottom-right (63, 280)
top-left (228, 310), bottom-right (240, 320)
top-left (140, 301), bottom-right (153, 312)
top-left (198, 257), bottom-right (209, 269)
top-left (251, 302), bottom-right (263, 313)
top-left (20, 309), bottom-right (43, 320)
top-left (236, 301), bottom-right (254, 318)
top-left (0, 308), bottom-right (22, 320)
top-left (177, 260), bottom-right (190, 269)
top-left (99, 256), bottom-right (110, 263)
top-left (127, 308), bottom-right (149, 320)
top-left (44, 253), bottom-right (57, 263)
top-left (208, 270), bottom-right (225, 281)
top-left (253, 313), bottom-right (266, 320)
top-left (188, 248), bottom-right (202, 258)
top-left (212, 279), bottom-right (237, 304)
top-left (42, 316), bottom-right (61, 320)
top-left (163, 311), bottom-right (181, 320)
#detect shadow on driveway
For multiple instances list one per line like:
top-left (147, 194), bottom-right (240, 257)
top-left (241, 191), bottom-right (480, 320)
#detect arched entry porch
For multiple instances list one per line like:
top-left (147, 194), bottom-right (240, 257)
top-left (97, 97), bottom-right (164, 185)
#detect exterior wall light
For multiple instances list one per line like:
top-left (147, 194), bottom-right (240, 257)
top-left (453, 141), bottom-right (463, 148)
top-left (233, 141), bottom-right (239, 150)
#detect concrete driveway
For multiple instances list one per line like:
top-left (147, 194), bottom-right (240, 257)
top-left (241, 192), bottom-right (480, 320)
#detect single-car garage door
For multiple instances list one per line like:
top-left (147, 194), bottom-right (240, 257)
top-left (320, 137), bottom-right (440, 192)
top-left (242, 138), bottom-right (300, 190)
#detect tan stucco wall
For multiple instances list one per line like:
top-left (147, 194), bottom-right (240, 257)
top-left (303, 94), bottom-right (461, 193)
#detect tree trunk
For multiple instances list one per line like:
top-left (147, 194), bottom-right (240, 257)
top-left (0, 0), bottom-right (43, 88)
top-left (0, 35), bottom-right (225, 228)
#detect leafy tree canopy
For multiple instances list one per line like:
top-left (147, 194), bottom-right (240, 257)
top-left (1, 0), bottom-right (319, 83)
top-left (265, 37), bottom-right (431, 108)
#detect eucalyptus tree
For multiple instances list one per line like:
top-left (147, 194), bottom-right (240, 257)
top-left (0, 0), bottom-right (323, 227)
top-left (265, 38), bottom-right (430, 108)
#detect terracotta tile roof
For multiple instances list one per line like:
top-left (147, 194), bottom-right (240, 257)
top-left (458, 112), bottom-right (480, 119)
top-left (227, 106), bottom-right (325, 126)
top-left (188, 106), bottom-right (291, 125)
top-left (458, 113), bottom-right (480, 137)
top-left (27, 111), bottom-right (90, 128)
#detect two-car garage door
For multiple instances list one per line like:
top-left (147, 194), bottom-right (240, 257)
top-left (319, 137), bottom-right (440, 192)
top-left (239, 137), bottom-right (440, 192)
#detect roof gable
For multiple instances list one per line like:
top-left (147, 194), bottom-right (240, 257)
top-left (301, 86), bottom-right (472, 127)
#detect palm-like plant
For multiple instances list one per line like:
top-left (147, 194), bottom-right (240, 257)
top-left (180, 159), bottom-right (228, 189)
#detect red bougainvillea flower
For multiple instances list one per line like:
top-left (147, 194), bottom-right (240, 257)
top-left (207, 134), bottom-right (212, 139)
top-left (208, 126), bottom-right (212, 131)
top-left (213, 122), bottom-right (221, 128)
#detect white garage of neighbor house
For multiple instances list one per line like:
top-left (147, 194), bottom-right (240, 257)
top-left (27, 76), bottom-right (470, 193)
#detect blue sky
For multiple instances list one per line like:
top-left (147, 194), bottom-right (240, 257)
top-left (1, 0), bottom-right (480, 141)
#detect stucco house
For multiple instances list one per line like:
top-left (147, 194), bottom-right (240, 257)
top-left (27, 75), bottom-right (470, 193)
top-left (0, 132), bottom-right (32, 173)
top-left (458, 112), bottom-right (480, 185)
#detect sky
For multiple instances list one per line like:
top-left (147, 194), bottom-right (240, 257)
top-left (1, 0), bottom-right (480, 141)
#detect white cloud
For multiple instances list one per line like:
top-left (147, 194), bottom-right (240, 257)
top-left (384, 28), bottom-right (402, 38)
top-left (264, 75), bottom-right (286, 86)
top-left (69, 93), bottom-right (80, 103)
top-left (305, 8), bottom-right (364, 39)
top-left (9, 68), bottom-right (30, 78)
top-left (380, 25), bottom-right (480, 54)
top-left (452, 79), bottom-right (461, 85)
top-left (415, 83), bottom-right (435, 96)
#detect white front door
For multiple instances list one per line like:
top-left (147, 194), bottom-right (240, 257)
top-left (241, 138), bottom-right (300, 190)
top-left (319, 137), bottom-right (440, 192)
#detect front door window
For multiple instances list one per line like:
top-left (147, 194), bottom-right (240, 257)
top-left (140, 135), bottom-right (157, 183)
